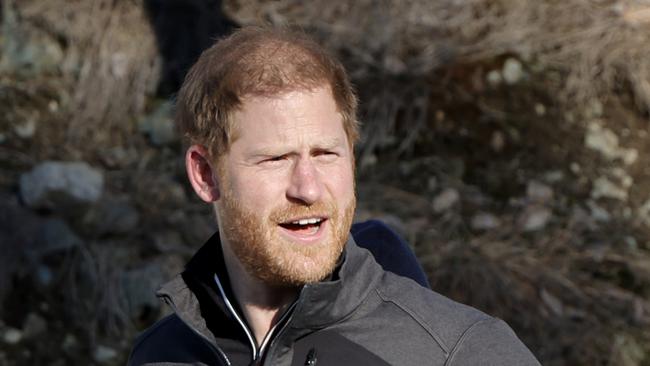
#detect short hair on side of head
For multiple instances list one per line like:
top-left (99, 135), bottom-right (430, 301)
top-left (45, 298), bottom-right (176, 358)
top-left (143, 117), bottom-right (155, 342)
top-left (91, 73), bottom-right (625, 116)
top-left (175, 26), bottom-right (360, 161)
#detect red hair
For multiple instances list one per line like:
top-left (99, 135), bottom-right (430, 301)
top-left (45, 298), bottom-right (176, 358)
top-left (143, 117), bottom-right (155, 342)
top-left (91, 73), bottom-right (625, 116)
top-left (176, 26), bottom-right (359, 159)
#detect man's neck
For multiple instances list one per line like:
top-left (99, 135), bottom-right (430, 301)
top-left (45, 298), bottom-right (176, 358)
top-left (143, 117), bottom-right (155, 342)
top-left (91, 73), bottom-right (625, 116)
top-left (221, 242), bottom-right (299, 346)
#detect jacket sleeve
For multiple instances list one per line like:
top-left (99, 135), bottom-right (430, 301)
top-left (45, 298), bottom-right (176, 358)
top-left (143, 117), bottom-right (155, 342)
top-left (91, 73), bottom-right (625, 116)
top-left (445, 318), bottom-right (541, 366)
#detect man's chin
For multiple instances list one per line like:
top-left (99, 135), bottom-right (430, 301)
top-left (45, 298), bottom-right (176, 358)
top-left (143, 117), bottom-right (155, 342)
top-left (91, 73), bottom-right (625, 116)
top-left (259, 269), bottom-right (331, 288)
top-left (252, 240), bottom-right (344, 287)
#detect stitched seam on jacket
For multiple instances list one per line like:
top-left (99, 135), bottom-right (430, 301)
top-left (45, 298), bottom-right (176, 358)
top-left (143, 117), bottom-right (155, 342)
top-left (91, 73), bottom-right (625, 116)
top-left (444, 318), bottom-right (493, 366)
top-left (375, 288), bottom-right (450, 355)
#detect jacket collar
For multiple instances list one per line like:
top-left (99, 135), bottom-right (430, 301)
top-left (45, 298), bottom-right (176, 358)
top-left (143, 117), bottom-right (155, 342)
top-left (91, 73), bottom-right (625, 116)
top-left (157, 231), bottom-right (383, 343)
top-left (290, 238), bottom-right (382, 329)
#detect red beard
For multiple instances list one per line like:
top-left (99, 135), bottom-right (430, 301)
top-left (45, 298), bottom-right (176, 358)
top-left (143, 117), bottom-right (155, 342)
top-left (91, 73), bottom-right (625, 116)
top-left (218, 189), bottom-right (356, 287)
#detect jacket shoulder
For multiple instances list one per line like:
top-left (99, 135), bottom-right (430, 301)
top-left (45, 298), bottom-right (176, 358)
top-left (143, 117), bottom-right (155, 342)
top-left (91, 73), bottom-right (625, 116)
top-left (376, 272), bottom-right (540, 365)
top-left (128, 314), bottom-right (219, 366)
top-left (445, 316), bottom-right (541, 365)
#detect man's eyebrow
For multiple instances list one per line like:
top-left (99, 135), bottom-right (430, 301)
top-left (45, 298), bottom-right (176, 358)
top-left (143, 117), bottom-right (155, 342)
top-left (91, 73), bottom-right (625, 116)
top-left (311, 137), bottom-right (345, 150)
top-left (246, 146), bottom-right (283, 157)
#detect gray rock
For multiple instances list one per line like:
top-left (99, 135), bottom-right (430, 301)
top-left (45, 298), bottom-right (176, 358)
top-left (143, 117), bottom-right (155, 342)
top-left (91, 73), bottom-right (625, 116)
top-left (612, 167), bottom-right (633, 188)
top-left (588, 201), bottom-right (611, 222)
top-left (14, 116), bottom-right (37, 139)
top-left (526, 180), bottom-right (553, 203)
top-left (2, 328), bottom-right (22, 345)
top-left (432, 188), bottom-right (460, 213)
top-left (138, 101), bottom-right (177, 145)
top-left (20, 161), bottom-right (104, 210)
top-left (121, 264), bottom-right (165, 322)
top-left (570, 162), bottom-right (581, 174)
top-left (521, 206), bottom-right (552, 232)
top-left (585, 122), bottom-right (638, 165)
top-left (470, 212), bottom-right (500, 231)
top-left (22, 313), bottom-right (47, 338)
top-left (486, 69), bottom-right (502, 86)
top-left (93, 345), bottom-right (118, 364)
top-left (591, 176), bottom-right (628, 201)
top-left (502, 58), bottom-right (524, 84)
top-left (543, 170), bottom-right (564, 183)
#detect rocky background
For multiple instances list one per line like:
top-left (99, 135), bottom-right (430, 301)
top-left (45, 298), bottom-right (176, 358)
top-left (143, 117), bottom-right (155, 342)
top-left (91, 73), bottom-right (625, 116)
top-left (2, 0), bottom-right (650, 365)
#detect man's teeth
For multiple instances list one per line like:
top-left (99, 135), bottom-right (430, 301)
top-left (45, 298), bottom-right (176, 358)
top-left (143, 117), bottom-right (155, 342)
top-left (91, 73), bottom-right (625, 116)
top-left (291, 218), bottom-right (322, 225)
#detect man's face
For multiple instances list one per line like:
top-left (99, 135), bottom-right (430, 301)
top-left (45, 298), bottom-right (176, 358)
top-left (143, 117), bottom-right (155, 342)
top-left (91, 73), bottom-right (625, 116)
top-left (215, 86), bottom-right (356, 287)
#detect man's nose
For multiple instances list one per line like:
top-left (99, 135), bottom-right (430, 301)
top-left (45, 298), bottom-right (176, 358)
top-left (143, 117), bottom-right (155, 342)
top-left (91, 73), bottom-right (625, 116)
top-left (286, 157), bottom-right (323, 205)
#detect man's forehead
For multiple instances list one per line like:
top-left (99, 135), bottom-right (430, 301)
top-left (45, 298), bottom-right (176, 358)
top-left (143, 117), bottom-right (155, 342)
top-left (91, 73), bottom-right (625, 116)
top-left (228, 87), bottom-right (346, 146)
top-left (237, 84), bottom-right (336, 108)
top-left (237, 122), bottom-right (349, 155)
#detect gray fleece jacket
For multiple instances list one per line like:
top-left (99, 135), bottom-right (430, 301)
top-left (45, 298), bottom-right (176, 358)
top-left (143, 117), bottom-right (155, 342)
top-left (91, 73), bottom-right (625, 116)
top-left (128, 234), bottom-right (541, 366)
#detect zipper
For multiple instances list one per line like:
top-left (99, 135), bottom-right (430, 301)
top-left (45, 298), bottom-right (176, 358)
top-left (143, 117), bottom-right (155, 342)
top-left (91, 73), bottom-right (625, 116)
top-left (161, 295), bottom-right (232, 366)
top-left (214, 273), bottom-right (299, 364)
top-left (257, 301), bottom-right (297, 358)
top-left (260, 288), bottom-right (305, 366)
top-left (305, 348), bottom-right (318, 365)
top-left (214, 273), bottom-right (259, 359)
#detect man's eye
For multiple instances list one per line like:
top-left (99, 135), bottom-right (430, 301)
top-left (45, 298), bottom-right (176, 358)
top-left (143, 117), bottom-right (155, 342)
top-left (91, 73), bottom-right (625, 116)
top-left (315, 151), bottom-right (338, 161)
top-left (261, 155), bottom-right (286, 164)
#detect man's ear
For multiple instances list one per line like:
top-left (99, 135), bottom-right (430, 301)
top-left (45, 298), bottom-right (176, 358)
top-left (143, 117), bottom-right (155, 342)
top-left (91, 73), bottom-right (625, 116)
top-left (186, 145), bottom-right (221, 202)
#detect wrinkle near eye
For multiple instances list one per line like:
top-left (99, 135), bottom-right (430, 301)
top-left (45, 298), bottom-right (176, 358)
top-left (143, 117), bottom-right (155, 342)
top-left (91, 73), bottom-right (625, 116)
top-left (258, 155), bottom-right (290, 167)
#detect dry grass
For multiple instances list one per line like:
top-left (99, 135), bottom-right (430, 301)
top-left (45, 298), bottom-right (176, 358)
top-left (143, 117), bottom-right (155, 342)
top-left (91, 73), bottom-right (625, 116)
top-left (16, 0), bottom-right (160, 150)
top-left (225, 0), bottom-right (650, 120)
top-left (4, 1), bottom-right (650, 364)
top-left (60, 243), bottom-right (133, 344)
top-left (416, 215), bottom-right (650, 365)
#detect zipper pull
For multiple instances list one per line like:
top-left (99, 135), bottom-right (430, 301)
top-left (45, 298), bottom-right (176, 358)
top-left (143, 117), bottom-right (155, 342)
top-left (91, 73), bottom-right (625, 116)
top-left (304, 348), bottom-right (317, 365)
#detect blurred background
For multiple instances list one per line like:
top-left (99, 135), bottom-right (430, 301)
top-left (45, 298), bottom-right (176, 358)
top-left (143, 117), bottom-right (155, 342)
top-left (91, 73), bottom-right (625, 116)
top-left (1, 0), bottom-right (650, 365)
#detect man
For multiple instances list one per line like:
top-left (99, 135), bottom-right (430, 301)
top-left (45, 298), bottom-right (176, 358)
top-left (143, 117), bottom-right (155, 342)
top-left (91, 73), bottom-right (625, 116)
top-left (129, 26), bottom-right (540, 365)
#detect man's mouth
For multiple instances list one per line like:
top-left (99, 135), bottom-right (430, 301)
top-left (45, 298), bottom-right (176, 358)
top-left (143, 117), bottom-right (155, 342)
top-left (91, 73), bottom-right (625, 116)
top-left (278, 217), bottom-right (326, 236)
